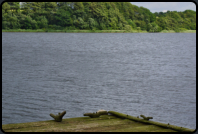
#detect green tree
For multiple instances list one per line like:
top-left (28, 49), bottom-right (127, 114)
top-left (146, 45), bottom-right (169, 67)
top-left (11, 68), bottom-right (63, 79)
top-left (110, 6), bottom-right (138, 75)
top-left (117, 22), bottom-right (123, 30)
top-left (2, 2), bottom-right (196, 31)
top-left (109, 17), bottom-right (117, 29)
top-left (127, 19), bottom-right (136, 29)
top-left (78, 17), bottom-right (84, 29)
top-left (73, 10), bottom-right (85, 19)
top-left (73, 17), bottom-right (85, 29)
top-left (150, 13), bottom-right (156, 22)
top-left (88, 18), bottom-right (96, 30)
top-left (44, 2), bottom-right (57, 12)
top-left (22, 15), bottom-right (33, 29)
top-left (98, 22), bottom-right (107, 30)
top-left (7, 2), bottom-right (20, 12)
top-left (2, 2), bottom-right (10, 12)
top-left (23, 2), bottom-right (44, 12)
top-left (167, 11), bottom-right (181, 21)
top-left (10, 14), bottom-right (21, 29)
top-left (156, 17), bottom-right (167, 30)
top-left (55, 9), bottom-right (72, 27)
top-left (21, 2), bottom-right (34, 15)
top-left (35, 16), bottom-right (48, 29)
top-left (74, 2), bottom-right (84, 11)
top-left (147, 22), bottom-right (161, 32)
top-left (123, 25), bottom-right (132, 31)
top-left (89, 2), bottom-right (108, 25)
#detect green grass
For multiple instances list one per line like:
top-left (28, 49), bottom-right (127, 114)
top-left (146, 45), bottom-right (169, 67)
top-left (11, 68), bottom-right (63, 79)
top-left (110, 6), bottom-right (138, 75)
top-left (3, 111), bottom-right (195, 132)
top-left (108, 111), bottom-right (195, 132)
top-left (2, 115), bottom-right (179, 132)
top-left (2, 29), bottom-right (147, 33)
top-left (2, 29), bottom-right (45, 32)
top-left (181, 30), bottom-right (196, 33)
top-left (2, 29), bottom-right (195, 33)
top-left (160, 30), bottom-right (176, 33)
top-left (160, 30), bottom-right (196, 33)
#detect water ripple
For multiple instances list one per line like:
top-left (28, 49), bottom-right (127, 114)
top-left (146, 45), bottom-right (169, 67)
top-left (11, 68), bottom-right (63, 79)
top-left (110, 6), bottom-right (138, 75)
top-left (2, 33), bottom-right (196, 129)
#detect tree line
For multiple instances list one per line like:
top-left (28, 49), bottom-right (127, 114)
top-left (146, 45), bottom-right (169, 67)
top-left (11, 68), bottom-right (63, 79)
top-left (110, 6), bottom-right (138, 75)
top-left (2, 2), bottom-right (196, 32)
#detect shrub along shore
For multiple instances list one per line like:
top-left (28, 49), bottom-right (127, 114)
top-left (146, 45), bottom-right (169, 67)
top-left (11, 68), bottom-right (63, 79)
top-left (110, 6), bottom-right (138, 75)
top-left (2, 29), bottom-right (196, 33)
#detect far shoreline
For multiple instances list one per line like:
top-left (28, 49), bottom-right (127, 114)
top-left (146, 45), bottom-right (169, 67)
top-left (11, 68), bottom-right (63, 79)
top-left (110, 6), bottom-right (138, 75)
top-left (2, 29), bottom-right (196, 33)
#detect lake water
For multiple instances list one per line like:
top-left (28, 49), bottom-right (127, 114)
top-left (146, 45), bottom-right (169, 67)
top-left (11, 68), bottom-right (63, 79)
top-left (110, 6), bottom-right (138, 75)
top-left (2, 32), bottom-right (196, 129)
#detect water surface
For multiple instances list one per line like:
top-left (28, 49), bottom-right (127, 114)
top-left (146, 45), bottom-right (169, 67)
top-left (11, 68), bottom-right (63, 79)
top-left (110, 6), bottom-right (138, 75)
top-left (2, 32), bottom-right (196, 129)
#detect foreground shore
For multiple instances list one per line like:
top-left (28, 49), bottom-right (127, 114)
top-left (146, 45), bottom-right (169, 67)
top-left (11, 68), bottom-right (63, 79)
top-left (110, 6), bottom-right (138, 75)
top-left (2, 29), bottom-right (196, 33)
top-left (2, 111), bottom-right (195, 132)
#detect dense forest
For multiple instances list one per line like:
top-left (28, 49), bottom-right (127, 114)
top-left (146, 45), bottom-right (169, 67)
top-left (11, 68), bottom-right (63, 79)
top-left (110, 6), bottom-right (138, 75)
top-left (2, 2), bottom-right (196, 32)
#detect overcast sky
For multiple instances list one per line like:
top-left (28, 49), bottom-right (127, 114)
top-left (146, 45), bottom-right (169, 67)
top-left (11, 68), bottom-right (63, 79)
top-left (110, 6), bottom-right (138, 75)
top-left (130, 2), bottom-right (196, 13)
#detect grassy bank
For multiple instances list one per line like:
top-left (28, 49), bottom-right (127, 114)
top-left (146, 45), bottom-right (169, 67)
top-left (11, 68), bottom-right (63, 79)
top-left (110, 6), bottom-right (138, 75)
top-left (2, 29), bottom-right (195, 33)
top-left (180, 30), bottom-right (196, 33)
top-left (2, 111), bottom-right (195, 132)
top-left (1, 115), bottom-right (177, 132)
top-left (2, 29), bottom-right (147, 33)
top-left (160, 30), bottom-right (196, 33)
top-left (108, 111), bottom-right (195, 132)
